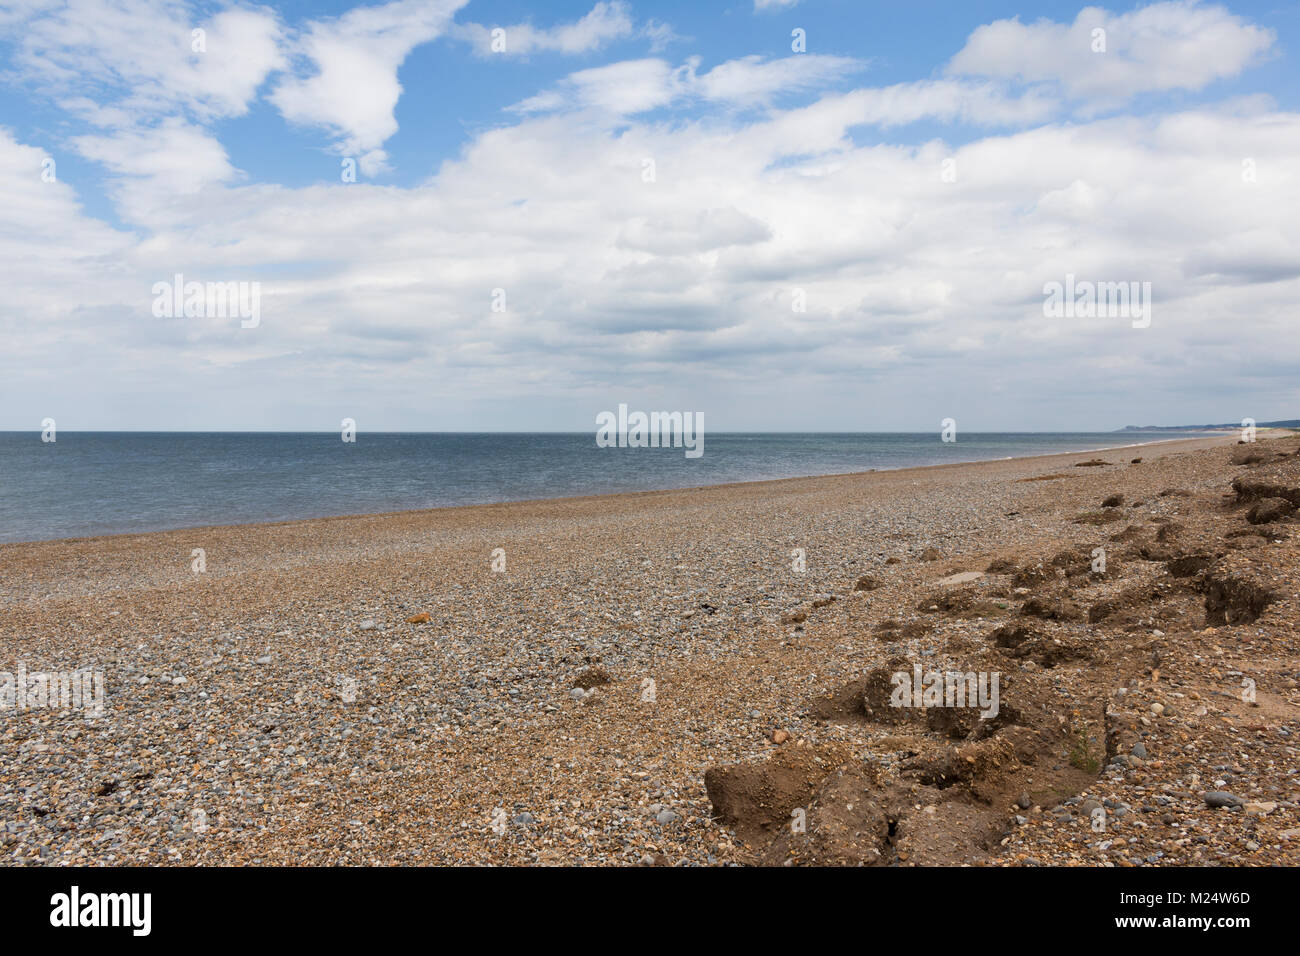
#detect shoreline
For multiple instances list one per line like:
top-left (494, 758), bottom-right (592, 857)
top-left (2, 434), bottom-right (1233, 549)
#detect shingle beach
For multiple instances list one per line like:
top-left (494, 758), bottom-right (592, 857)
top-left (3, 432), bottom-right (1298, 866)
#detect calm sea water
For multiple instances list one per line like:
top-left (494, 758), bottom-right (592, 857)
top-left (0, 431), bottom-right (1185, 543)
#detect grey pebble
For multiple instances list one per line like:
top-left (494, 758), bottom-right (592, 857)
top-left (1204, 791), bottom-right (1245, 808)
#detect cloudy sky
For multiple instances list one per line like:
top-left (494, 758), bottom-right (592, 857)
top-left (1, 0), bottom-right (1297, 431)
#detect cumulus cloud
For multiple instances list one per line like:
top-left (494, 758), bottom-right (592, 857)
top-left (5, 0), bottom-right (284, 120)
top-left (0, 0), bottom-right (281, 203)
top-left (947, 1), bottom-right (1275, 112)
top-left (75, 118), bottom-right (234, 186)
top-left (7, 92), bottom-right (1300, 426)
top-left (269, 0), bottom-right (467, 172)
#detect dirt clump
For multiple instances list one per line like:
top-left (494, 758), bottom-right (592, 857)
top-left (1203, 565), bottom-right (1278, 624)
top-left (573, 667), bottom-right (612, 690)
top-left (1247, 498), bottom-right (1296, 524)
top-left (1074, 510), bottom-right (1124, 526)
top-left (704, 741), bottom-right (852, 841)
top-left (1020, 593), bottom-right (1084, 622)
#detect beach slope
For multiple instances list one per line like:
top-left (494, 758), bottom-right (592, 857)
top-left (2, 433), bottom-right (1298, 866)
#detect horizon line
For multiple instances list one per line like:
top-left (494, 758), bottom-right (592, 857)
top-left (0, 426), bottom-right (1255, 435)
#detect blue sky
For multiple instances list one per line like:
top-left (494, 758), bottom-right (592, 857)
top-left (10, 1), bottom-right (1299, 199)
top-left (1, 1), bottom-right (1298, 430)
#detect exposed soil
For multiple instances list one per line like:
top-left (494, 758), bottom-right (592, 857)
top-left (701, 433), bottom-right (1300, 866)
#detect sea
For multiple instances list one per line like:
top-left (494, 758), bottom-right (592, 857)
top-left (0, 431), bottom-right (1203, 544)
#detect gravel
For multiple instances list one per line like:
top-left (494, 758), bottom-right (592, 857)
top-left (3, 434), bottom-right (1295, 866)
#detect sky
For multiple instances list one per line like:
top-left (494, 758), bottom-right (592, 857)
top-left (0, 0), bottom-right (1297, 431)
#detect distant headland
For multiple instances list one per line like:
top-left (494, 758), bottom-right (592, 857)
top-left (1116, 420), bottom-right (1300, 432)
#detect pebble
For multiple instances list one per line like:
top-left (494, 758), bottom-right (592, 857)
top-left (1203, 791), bottom-right (1245, 809)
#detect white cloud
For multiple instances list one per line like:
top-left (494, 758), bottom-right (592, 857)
top-left (6, 0), bottom-right (284, 120)
top-left (71, 117), bottom-right (236, 194)
top-left (513, 55), bottom-right (1054, 133)
top-left (0, 1), bottom-right (280, 205)
top-left (640, 20), bottom-right (681, 53)
top-left (511, 58), bottom-right (691, 114)
top-left (617, 207), bottom-right (773, 255)
top-left (947, 1), bottom-right (1274, 111)
top-left (270, 0), bottom-right (467, 169)
top-left (454, 1), bottom-right (637, 57)
top-left (0, 126), bottom-right (132, 277)
top-left (697, 54), bottom-right (865, 105)
top-left (844, 79), bottom-right (1061, 128)
top-left (512, 53), bottom-right (868, 115)
top-left (6, 93), bottom-right (1300, 427)
top-left (753, 0), bottom-right (800, 11)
